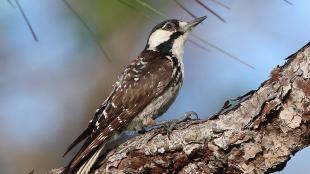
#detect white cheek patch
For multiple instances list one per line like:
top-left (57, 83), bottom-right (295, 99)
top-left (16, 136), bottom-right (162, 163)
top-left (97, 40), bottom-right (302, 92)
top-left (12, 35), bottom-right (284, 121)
top-left (147, 29), bottom-right (172, 51)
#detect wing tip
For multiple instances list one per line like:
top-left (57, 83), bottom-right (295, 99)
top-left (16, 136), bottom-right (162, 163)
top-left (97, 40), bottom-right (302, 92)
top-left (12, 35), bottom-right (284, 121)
top-left (63, 150), bottom-right (70, 157)
top-left (62, 126), bottom-right (93, 157)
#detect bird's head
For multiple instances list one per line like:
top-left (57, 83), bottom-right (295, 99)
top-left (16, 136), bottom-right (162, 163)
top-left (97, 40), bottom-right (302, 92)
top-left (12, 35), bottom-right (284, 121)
top-left (145, 16), bottom-right (206, 58)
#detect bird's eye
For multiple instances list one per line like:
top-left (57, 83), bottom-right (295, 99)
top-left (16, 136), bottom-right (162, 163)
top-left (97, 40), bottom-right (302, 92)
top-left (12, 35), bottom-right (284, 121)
top-left (163, 22), bottom-right (175, 31)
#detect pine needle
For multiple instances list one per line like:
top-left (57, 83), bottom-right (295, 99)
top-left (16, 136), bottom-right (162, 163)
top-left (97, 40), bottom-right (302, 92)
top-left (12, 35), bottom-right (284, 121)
top-left (14, 0), bottom-right (38, 41)
top-left (188, 39), bottom-right (210, 52)
top-left (118, 0), bottom-right (156, 22)
top-left (195, 0), bottom-right (226, 23)
top-left (208, 0), bottom-right (231, 10)
top-left (135, 0), bottom-right (169, 19)
top-left (172, 0), bottom-right (197, 18)
top-left (283, 0), bottom-right (294, 6)
top-left (192, 34), bottom-right (255, 69)
top-left (63, 0), bottom-right (111, 62)
top-left (7, 0), bottom-right (15, 7)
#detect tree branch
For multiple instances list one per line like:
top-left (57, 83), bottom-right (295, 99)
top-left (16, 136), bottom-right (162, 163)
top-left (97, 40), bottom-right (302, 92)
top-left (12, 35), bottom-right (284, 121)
top-left (49, 42), bottom-right (310, 174)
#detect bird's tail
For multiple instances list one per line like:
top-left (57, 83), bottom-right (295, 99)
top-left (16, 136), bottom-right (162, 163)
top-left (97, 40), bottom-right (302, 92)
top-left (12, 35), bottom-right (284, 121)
top-left (62, 145), bottom-right (104, 174)
top-left (75, 146), bottom-right (104, 174)
top-left (76, 146), bottom-right (103, 174)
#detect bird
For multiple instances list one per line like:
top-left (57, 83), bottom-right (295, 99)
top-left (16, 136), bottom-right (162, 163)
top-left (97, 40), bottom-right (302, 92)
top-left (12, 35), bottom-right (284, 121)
top-left (62, 16), bottom-right (207, 174)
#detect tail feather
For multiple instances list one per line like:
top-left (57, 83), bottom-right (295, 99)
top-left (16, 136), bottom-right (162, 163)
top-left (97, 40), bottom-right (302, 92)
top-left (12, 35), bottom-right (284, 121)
top-left (63, 127), bottom-right (92, 157)
top-left (63, 111), bottom-right (101, 157)
top-left (76, 146), bottom-right (104, 174)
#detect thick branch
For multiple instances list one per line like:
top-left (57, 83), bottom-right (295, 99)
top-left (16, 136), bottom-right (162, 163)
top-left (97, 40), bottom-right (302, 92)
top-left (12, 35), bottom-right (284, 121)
top-left (49, 42), bottom-right (310, 174)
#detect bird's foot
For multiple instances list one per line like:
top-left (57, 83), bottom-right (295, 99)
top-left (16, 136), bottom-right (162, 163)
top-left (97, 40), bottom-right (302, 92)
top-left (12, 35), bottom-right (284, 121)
top-left (147, 111), bottom-right (199, 141)
top-left (177, 111), bottom-right (199, 123)
top-left (154, 111), bottom-right (199, 132)
top-left (137, 128), bottom-right (147, 134)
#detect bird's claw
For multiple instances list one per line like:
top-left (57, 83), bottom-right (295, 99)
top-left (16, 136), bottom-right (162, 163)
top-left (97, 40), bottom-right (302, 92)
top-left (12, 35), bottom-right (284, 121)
top-left (178, 111), bottom-right (199, 123)
top-left (157, 111), bottom-right (199, 131)
top-left (147, 111), bottom-right (199, 141)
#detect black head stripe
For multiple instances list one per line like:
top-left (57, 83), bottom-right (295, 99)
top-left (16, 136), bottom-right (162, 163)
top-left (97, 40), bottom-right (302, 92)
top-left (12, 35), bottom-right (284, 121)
top-left (145, 19), bottom-right (180, 47)
top-left (150, 19), bottom-right (180, 33)
top-left (156, 31), bottom-right (183, 55)
top-left (145, 19), bottom-right (183, 53)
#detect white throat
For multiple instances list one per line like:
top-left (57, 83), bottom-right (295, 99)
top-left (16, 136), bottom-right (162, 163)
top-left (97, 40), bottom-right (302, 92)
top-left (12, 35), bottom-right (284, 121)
top-left (171, 32), bottom-right (189, 60)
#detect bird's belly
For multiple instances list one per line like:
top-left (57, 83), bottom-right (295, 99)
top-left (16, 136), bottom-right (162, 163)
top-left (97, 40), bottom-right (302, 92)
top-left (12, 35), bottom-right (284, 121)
top-left (126, 83), bottom-right (182, 131)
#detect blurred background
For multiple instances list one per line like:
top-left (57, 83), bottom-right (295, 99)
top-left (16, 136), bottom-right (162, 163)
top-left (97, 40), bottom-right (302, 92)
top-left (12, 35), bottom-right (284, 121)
top-left (1, 0), bottom-right (310, 173)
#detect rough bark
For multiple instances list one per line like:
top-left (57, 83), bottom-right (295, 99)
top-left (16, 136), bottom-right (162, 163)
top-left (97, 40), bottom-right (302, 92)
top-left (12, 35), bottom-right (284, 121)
top-left (49, 42), bottom-right (310, 174)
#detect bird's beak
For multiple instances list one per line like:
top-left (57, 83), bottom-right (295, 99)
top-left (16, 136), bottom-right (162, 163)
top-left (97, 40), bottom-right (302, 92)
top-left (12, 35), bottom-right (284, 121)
top-left (182, 16), bottom-right (207, 32)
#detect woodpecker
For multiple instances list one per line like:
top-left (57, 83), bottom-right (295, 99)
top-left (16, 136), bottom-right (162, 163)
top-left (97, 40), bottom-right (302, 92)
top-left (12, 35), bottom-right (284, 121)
top-left (62, 16), bottom-right (207, 174)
